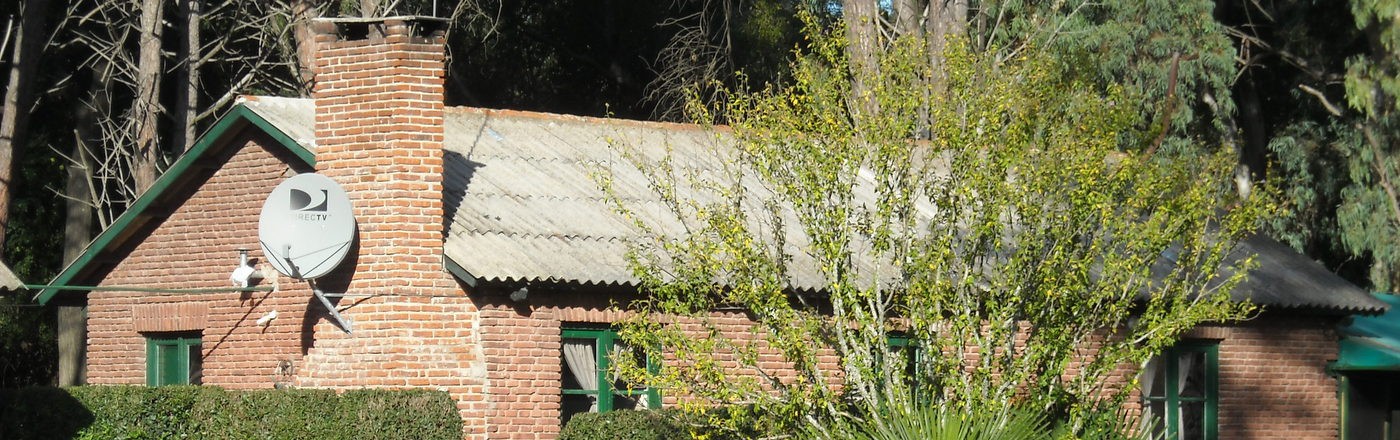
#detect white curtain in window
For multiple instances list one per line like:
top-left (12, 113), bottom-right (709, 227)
top-left (1141, 357), bottom-right (1158, 399)
top-left (1140, 356), bottom-right (1161, 431)
top-left (1177, 353), bottom-right (1195, 393)
top-left (564, 340), bottom-right (600, 411)
top-left (1176, 352), bottom-right (1197, 435)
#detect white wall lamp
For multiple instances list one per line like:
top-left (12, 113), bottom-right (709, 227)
top-left (230, 248), bottom-right (264, 288)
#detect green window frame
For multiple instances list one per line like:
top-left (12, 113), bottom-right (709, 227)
top-left (887, 334), bottom-right (930, 404)
top-left (887, 334), bottom-right (922, 380)
top-left (1144, 340), bottom-right (1219, 440)
top-left (145, 333), bottom-right (202, 386)
top-left (561, 327), bottom-right (660, 424)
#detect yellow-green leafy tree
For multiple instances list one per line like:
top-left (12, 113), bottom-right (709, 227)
top-left (603, 13), bottom-right (1271, 437)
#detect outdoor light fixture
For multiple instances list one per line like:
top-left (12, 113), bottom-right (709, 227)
top-left (230, 248), bottom-right (262, 288)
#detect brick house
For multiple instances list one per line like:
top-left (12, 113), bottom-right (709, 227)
top-left (33, 15), bottom-right (1387, 440)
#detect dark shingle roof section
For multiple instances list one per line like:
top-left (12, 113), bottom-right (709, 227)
top-left (1228, 234), bottom-right (1386, 314)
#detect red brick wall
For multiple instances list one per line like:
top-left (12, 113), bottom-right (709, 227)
top-left (472, 289), bottom-right (1343, 440)
top-left (75, 16), bottom-right (1348, 439)
top-left (296, 17), bottom-right (488, 438)
top-left (76, 124), bottom-right (1347, 440)
top-left (472, 290), bottom-right (844, 439)
top-left (478, 298), bottom-right (565, 439)
top-left (1215, 316), bottom-right (1340, 439)
top-left (85, 132), bottom-right (317, 388)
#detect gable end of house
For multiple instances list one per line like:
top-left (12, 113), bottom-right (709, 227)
top-left (35, 103), bottom-right (316, 305)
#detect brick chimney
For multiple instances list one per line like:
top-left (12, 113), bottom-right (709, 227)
top-left (311, 16), bottom-right (452, 293)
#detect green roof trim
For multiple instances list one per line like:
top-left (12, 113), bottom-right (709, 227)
top-left (1335, 293), bottom-right (1400, 371)
top-left (35, 104), bottom-right (314, 305)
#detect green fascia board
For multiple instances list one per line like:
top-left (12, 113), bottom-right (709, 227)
top-left (35, 104), bottom-right (315, 305)
top-left (1335, 293), bottom-right (1400, 371)
top-left (443, 256), bottom-right (479, 289)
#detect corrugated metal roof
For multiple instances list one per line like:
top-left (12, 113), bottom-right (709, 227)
top-left (1227, 235), bottom-right (1385, 313)
top-left (242, 96), bottom-right (317, 151)
top-left (242, 97), bottom-right (1385, 313)
top-left (440, 107), bottom-right (876, 292)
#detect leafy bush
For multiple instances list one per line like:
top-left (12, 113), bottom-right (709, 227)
top-left (0, 386), bottom-right (461, 440)
top-left (561, 407), bottom-right (784, 440)
top-left (560, 409), bottom-right (688, 440)
top-left (810, 403), bottom-right (1050, 440)
top-left (807, 400), bottom-right (1153, 440)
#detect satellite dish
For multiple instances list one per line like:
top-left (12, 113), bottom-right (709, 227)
top-left (258, 173), bottom-right (356, 280)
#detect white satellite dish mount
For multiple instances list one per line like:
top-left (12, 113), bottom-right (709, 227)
top-left (258, 173), bottom-right (357, 333)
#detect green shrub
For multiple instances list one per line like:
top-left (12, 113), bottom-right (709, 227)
top-left (810, 403), bottom-right (1051, 440)
top-left (340, 389), bottom-right (463, 440)
top-left (0, 386), bottom-right (461, 440)
top-left (806, 401), bottom-right (1154, 440)
top-left (560, 409), bottom-right (688, 440)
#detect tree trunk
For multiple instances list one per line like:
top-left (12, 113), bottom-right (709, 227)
top-left (1237, 73), bottom-right (1267, 181)
top-left (926, 0), bottom-right (966, 93)
top-left (291, 0), bottom-right (318, 96)
top-left (0, 0), bottom-right (51, 251)
top-left (843, 0), bottom-right (880, 119)
top-left (133, 0), bottom-right (166, 193)
top-left (55, 305), bottom-right (86, 386)
top-left (894, 0), bottom-right (925, 38)
top-left (360, 0), bottom-right (380, 17)
top-left (172, 0), bottom-right (199, 156)
top-left (57, 62), bottom-right (107, 388)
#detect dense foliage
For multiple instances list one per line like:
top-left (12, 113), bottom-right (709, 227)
top-left (607, 11), bottom-right (1269, 436)
top-left (560, 407), bottom-right (779, 440)
top-left (812, 401), bottom-right (1151, 440)
top-left (1335, 0), bottom-right (1400, 291)
top-left (559, 409), bottom-right (688, 440)
top-left (0, 386), bottom-right (461, 440)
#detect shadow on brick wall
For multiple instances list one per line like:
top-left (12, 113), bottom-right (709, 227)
top-left (300, 231), bottom-right (360, 353)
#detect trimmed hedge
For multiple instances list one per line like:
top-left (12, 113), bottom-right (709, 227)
top-left (0, 386), bottom-right (461, 440)
top-left (560, 407), bottom-right (780, 440)
top-left (560, 409), bottom-right (687, 440)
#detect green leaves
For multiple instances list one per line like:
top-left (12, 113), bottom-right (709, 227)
top-left (608, 8), bottom-right (1265, 437)
top-left (1335, 0), bottom-right (1400, 290)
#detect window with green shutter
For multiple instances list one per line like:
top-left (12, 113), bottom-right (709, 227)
top-left (146, 333), bottom-right (202, 386)
top-left (1143, 340), bottom-right (1219, 440)
top-left (561, 326), bottom-right (659, 425)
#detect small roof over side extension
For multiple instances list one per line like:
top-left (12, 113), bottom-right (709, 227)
top-left (1336, 293), bottom-right (1400, 371)
top-left (0, 261), bottom-right (21, 291)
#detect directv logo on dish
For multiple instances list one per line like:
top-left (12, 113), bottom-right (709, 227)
top-left (290, 188), bottom-right (331, 221)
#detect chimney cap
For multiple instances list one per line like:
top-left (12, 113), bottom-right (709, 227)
top-left (313, 15), bottom-right (450, 25)
top-left (312, 16), bottom-right (449, 42)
